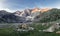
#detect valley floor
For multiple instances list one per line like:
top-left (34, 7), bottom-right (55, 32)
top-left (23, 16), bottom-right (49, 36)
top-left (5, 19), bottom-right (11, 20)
top-left (0, 23), bottom-right (60, 36)
top-left (0, 28), bottom-right (60, 36)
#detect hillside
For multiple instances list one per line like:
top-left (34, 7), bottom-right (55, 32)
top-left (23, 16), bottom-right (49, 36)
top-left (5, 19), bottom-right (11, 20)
top-left (0, 10), bottom-right (26, 23)
top-left (0, 23), bottom-right (60, 36)
top-left (36, 8), bottom-right (60, 23)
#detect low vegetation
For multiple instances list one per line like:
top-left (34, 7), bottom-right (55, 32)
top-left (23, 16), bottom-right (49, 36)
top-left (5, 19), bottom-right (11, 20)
top-left (38, 8), bottom-right (60, 23)
top-left (0, 23), bottom-right (60, 36)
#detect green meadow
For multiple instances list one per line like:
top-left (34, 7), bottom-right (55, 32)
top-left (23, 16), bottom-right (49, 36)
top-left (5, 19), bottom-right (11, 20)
top-left (0, 23), bottom-right (60, 36)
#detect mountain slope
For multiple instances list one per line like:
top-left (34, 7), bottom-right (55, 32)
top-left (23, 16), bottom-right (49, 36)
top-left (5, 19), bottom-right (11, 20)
top-left (0, 10), bottom-right (26, 23)
top-left (38, 8), bottom-right (60, 23)
top-left (1, 14), bottom-right (26, 23)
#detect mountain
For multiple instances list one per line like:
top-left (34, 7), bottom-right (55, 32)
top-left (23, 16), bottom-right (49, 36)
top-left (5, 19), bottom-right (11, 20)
top-left (0, 10), bottom-right (10, 18)
top-left (37, 8), bottom-right (60, 23)
top-left (31, 7), bottom-right (40, 13)
top-left (0, 10), bottom-right (26, 23)
top-left (14, 9), bottom-right (34, 22)
top-left (0, 8), bottom-right (60, 23)
top-left (40, 8), bottom-right (51, 13)
top-left (1, 14), bottom-right (26, 23)
top-left (14, 9), bottom-right (32, 17)
top-left (13, 8), bottom-right (51, 22)
top-left (14, 8), bottom-right (51, 18)
top-left (31, 7), bottom-right (51, 13)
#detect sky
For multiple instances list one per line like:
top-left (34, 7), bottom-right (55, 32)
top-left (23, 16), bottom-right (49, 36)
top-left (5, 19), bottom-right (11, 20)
top-left (0, 0), bottom-right (60, 13)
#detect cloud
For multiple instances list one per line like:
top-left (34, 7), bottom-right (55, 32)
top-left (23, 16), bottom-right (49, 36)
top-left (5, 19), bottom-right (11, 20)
top-left (0, 0), bottom-right (7, 9)
top-left (0, 0), bottom-right (5, 1)
top-left (0, 8), bottom-right (16, 13)
top-left (0, 0), bottom-right (17, 13)
top-left (0, 8), bottom-right (23, 13)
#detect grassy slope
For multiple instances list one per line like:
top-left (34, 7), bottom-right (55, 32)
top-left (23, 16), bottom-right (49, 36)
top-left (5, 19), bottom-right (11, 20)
top-left (0, 23), bottom-right (60, 36)
top-left (18, 23), bottom-right (60, 36)
top-left (0, 28), bottom-right (18, 36)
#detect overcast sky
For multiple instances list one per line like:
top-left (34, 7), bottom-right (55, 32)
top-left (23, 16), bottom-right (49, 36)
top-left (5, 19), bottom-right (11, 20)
top-left (0, 0), bottom-right (60, 13)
